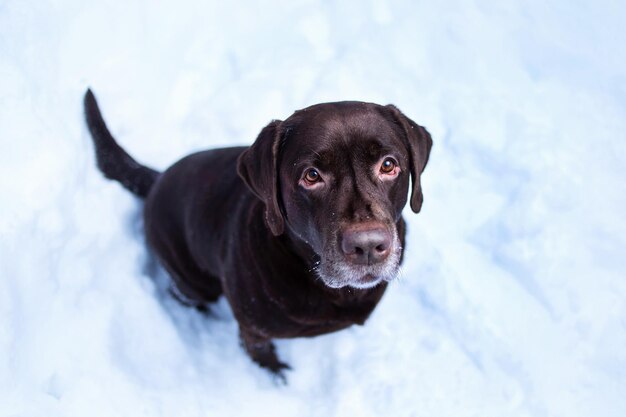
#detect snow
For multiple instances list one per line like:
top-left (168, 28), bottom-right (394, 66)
top-left (1, 0), bottom-right (625, 416)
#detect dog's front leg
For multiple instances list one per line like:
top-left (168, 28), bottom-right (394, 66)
top-left (239, 328), bottom-right (290, 382)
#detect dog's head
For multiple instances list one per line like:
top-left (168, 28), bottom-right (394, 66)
top-left (238, 102), bottom-right (432, 289)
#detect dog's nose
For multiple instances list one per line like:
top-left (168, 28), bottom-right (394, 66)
top-left (341, 224), bottom-right (392, 265)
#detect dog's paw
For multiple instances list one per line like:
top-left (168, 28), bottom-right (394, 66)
top-left (240, 329), bottom-right (292, 384)
top-left (266, 359), bottom-right (291, 385)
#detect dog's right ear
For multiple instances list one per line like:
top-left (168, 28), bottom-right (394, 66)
top-left (237, 120), bottom-right (285, 236)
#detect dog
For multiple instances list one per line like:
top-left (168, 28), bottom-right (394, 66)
top-left (83, 89), bottom-right (432, 379)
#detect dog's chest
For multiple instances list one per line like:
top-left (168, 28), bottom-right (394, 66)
top-left (241, 282), bottom-right (387, 339)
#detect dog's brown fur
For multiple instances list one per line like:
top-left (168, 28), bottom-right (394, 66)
top-left (84, 90), bottom-right (432, 379)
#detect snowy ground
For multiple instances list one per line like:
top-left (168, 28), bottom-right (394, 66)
top-left (1, 1), bottom-right (626, 416)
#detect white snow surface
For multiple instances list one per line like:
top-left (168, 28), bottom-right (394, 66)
top-left (1, 1), bottom-right (626, 416)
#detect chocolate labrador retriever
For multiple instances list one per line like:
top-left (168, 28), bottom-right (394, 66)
top-left (83, 89), bottom-right (432, 379)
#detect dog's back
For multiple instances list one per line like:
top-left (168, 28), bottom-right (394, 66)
top-left (143, 147), bottom-right (251, 304)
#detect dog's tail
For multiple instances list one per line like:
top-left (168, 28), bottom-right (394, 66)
top-left (83, 89), bottom-right (160, 198)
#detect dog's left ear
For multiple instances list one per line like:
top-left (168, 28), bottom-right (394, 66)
top-left (237, 120), bottom-right (285, 236)
top-left (385, 105), bottom-right (433, 213)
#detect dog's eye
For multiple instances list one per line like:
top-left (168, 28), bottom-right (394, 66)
top-left (380, 158), bottom-right (397, 174)
top-left (304, 168), bottom-right (321, 184)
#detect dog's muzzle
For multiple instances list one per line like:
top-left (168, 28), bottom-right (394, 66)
top-left (316, 222), bottom-right (401, 289)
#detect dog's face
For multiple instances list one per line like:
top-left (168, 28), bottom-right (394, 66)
top-left (238, 102), bottom-right (431, 289)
